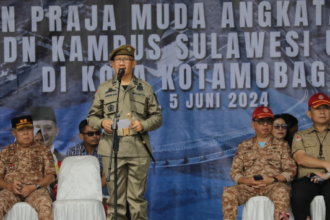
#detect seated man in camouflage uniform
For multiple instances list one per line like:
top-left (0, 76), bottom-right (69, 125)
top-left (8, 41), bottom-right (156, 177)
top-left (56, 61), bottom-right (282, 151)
top-left (222, 107), bottom-right (297, 220)
top-left (0, 115), bottom-right (56, 220)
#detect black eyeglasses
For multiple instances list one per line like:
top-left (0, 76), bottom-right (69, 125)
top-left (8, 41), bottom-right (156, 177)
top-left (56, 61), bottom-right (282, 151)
top-left (254, 118), bottom-right (274, 125)
top-left (81, 131), bottom-right (102, 136)
top-left (274, 124), bottom-right (288, 130)
top-left (114, 58), bottom-right (134, 63)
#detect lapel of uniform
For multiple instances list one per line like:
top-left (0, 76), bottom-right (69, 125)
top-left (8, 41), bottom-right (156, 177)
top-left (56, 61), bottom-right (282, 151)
top-left (263, 136), bottom-right (273, 149)
top-left (252, 136), bottom-right (258, 150)
top-left (125, 75), bottom-right (138, 93)
top-left (111, 76), bottom-right (119, 91)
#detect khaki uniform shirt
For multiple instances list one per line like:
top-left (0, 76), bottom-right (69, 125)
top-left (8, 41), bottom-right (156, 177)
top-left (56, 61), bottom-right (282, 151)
top-left (292, 125), bottom-right (330, 179)
top-left (87, 75), bottom-right (163, 157)
top-left (230, 136), bottom-right (297, 184)
top-left (0, 141), bottom-right (56, 186)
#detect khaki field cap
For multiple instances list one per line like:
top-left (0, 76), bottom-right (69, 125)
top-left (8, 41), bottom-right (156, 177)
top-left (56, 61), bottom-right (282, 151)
top-left (110, 45), bottom-right (135, 61)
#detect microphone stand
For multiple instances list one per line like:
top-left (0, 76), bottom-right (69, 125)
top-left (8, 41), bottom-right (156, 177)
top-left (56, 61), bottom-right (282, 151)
top-left (106, 69), bottom-right (124, 220)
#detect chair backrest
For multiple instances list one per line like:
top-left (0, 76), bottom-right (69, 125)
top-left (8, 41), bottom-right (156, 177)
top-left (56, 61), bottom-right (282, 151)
top-left (57, 155), bottom-right (102, 201)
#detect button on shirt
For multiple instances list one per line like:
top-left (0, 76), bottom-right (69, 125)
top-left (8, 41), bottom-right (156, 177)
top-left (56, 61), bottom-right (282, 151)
top-left (66, 142), bottom-right (103, 175)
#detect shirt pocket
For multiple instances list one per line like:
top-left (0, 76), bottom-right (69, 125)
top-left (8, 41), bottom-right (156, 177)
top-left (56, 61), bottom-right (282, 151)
top-left (130, 95), bottom-right (146, 117)
top-left (104, 96), bottom-right (117, 117)
top-left (243, 153), bottom-right (257, 169)
top-left (31, 156), bottom-right (43, 172)
top-left (304, 140), bottom-right (317, 156)
top-left (265, 153), bottom-right (281, 168)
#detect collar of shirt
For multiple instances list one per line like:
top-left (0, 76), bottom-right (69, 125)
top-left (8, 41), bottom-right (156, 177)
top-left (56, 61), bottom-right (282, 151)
top-left (252, 135), bottom-right (273, 146)
top-left (112, 75), bottom-right (138, 90)
top-left (307, 125), bottom-right (330, 134)
top-left (79, 142), bottom-right (99, 156)
top-left (14, 141), bottom-right (36, 155)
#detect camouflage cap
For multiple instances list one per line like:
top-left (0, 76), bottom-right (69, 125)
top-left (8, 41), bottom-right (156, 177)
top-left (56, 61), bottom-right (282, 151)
top-left (109, 45), bottom-right (135, 61)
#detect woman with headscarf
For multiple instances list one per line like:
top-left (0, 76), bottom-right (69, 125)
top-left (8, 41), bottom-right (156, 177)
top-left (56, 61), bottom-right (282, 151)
top-left (34, 128), bottom-right (45, 145)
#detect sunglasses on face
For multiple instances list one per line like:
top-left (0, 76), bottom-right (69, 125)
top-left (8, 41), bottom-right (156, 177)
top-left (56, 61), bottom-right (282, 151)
top-left (274, 124), bottom-right (288, 130)
top-left (254, 118), bottom-right (274, 125)
top-left (81, 131), bottom-right (102, 136)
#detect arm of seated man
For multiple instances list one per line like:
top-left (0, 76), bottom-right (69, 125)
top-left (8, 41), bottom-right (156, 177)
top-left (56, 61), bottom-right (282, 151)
top-left (262, 175), bottom-right (287, 185)
top-left (101, 169), bottom-right (106, 188)
top-left (238, 177), bottom-right (267, 188)
top-left (238, 175), bottom-right (286, 188)
top-left (294, 150), bottom-right (330, 171)
top-left (0, 156), bottom-right (23, 194)
top-left (20, 174), bottom-right (56, 197)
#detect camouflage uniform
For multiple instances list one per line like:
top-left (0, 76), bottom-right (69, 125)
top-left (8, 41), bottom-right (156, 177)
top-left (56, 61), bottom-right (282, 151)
top-left (222, 136), bottom-right (297, 220)
top-left (87, 75), bottom-right (162, 220)
top-left (0, 141), bottom-right (56, 220)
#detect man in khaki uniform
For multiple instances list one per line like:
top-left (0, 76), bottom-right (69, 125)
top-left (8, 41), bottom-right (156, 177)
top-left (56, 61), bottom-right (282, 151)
top-left (291, 93), bottom-right (330, 220)
top-left (87, 45), bottom-right (162, 220)
top-left (222, 106), bottom-right (297, 220)
top-left (0, 115), bottom-right (57, 220)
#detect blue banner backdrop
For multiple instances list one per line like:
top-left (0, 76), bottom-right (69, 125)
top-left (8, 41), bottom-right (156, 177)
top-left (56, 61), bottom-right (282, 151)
top-left (0, 0), bottom-right (329, 219)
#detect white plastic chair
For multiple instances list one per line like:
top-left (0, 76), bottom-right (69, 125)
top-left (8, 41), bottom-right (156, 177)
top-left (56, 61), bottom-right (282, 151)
top-left (242, 196), bottom-right (295, 220)
top-left (52, 156), bottom-right (106, 220)
top-left (242, 195), bottom-right (326, 220)
top-left (310, 196), bottom-right (325, 220)
top-left (4, 202), bottom-right (38, 220)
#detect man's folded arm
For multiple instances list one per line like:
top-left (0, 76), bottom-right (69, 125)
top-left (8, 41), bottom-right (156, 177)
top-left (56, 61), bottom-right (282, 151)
top-left (230, 145), bottom-right (245, 184)
top-left (294, 150), bottom-right (330, 171)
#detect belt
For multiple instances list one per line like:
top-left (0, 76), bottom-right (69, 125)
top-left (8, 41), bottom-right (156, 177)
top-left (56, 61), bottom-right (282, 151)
top-left (104, 128), bottom-right (138, 137)
top-left (117, 128), bottom-right (138, 136)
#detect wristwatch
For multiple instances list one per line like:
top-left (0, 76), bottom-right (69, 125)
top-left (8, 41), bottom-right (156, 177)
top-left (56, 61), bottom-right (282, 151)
top-left (34, 183), bottom-right (41, 190)
top-left (273, 177), bottom-right (279, 183)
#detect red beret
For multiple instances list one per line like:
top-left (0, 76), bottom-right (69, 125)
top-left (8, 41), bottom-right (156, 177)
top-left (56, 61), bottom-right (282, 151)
top-left (308, 93), bottom-right (330, 108)
top-left (252, 106), bottom-right (274, 120)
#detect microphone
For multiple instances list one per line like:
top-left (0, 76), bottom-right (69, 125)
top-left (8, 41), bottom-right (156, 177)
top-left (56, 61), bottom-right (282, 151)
top-left (117, 69), bottom-right (125, 81)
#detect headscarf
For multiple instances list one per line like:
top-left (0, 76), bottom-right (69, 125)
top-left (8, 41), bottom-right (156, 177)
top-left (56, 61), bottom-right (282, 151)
top-left (33, 128), bottom-right (45, 141)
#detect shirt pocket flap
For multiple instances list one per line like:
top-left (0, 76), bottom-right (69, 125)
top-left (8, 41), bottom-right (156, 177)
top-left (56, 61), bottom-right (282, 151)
top-left (130, 96), bottom-right (146, 115)
top-left (104, 96), bottom-right (117, 115)
top-left (243, 152), bottom-right (257, 167)
top-left (304, 140), bottom-right (317, 147)
top-left (267, 159), bottom-right (281, 168)
top-left (4, 157), bottom-right (14, 164)
top-left (32, 156), bottom-right (43, 163)
top-left (31, 156), bottom-right (43, 171)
